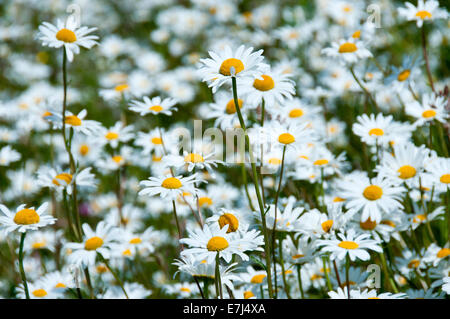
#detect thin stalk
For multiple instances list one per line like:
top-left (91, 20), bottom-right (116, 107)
top-left (215, 253), bottom-right (223, 299)
top-left (296, 264), bottom-right (304, 299)
top-left (172, 200), bottom-right (184, 250)
top-left (193, 276), bottom-right (205, 299)
top-left (421, 25), bottom-right (435, 92)
top-left (323, 256), bottom-right (333, 292)
top-left (231, 76), bottom-right (273, 298)
top-left (349, 66), bottom-right (379, 111)
top-left (278, 237), bottom-right (292, 299)
top-left (345, 254), bottom-right (350, 299)
top-left (379, 250), bottom-right (399, 293)
top-left (18, 232), bottom-right (30, 299)
top-left (99, 254), bottom-right (129, 299)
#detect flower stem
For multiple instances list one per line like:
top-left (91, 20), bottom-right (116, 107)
top-left (296, 264), bottom-right (304, 299)
top-left (231, 76), bottom-right (273, 298)
top-left (172, 200), bottom-right (184, 250)
top-left (345, 254), bottom-right (350, 299)
top-left (99, 254), bottom-right (129, 299)
top-left (215, 252), bottom-right (223, 299)
top-left (278, 237), bottom-right (292, 299)
top-left (349, 66), bottom-right (379, 112)
top-left (323, 256), bottom-right (333, 292)
top-left (18, 232), bottom-right (30, 299)
top-left (421, 25), bottom-right (435, 92)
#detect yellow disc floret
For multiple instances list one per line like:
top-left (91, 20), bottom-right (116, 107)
top-left (84, 236), bottom-right (104, 251)
top-left (56, 28), bottom-right (77, 43)
top-left (363, 185), bottom-right (383, 200)
top-left (397, 165), bottom-right (416, 179)
top-left (219, 58), bottom-right (244, 76)
top-left (206, 236), bottom-right (229, 251)
top-left (253, 75), bottom-right (275, 91)
top-left (338, 241), bottom-right (359, 249)
top-left (218, 213), bottom-right (239, 233)
top-left (14, 208), bottom-right (40, 225)
top-left (65, 115), bottom-right (82, 126)
top-left (161, 177), bottom-right (183, 189)
top-left (278, 133), bottom-right (295, 145)
top-left (338, 42), bottom-right (357, 53)
top-left (184, 153), bottom-right (204, 163)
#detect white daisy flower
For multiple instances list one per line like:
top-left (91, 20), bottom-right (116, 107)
top-left (47, 109), bottom-right (102, 136)
top-left (352, 113), bottom-right (398, 147)
top-left (197, 45), bottom-right (266, 93)
top-left (425, 156), bottom-right (450, 193)
top-left (129, 96), bottom-right (178, 116)
top-left (338, 173), bottom-right (404, 223)
top-left (180, 223), bottom-right (256, 263)
top-left (66, 221), bottom-right (120, 267)
top-left (405, 93), bottom-right (449, 127)
top-left (138, 174), bottom-right (204, 200)
top-left (98, 122), bottom-right (135, 149)
top-left (38, 15), bottom-right (99, 62)
top-left (321, 37), bottom-right (372, 65)
top-left (0, 202), bottom-right (56, 234)
top-left (0, 145), bottom-right (21, 166)
top-left (36, 166), bottom-right (97, 195)
top-left (317, 229), bottom-right (382, 261)
top-left (398, 0), bottom-right (448, 28)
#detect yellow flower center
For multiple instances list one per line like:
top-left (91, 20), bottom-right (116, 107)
top-left (112, 155), bottom-right (123, 163)
top-left (407, 259), bottom-right (420, 269)
top-left (152, 155), bottom-right (162, 162)
top-left (292, 254), bottom-right (305, 259)
top-left (129, 237), bottom-right (142, 244)
top-left (381, 220), bottom-right (396, 228)
top-left (79, 144), bottom-right (90, 156)
top-left (413, 214), bottom-right (426, 223)
top-left (122, 249), bottom-right (132, 256)
top-left (415, 10), bottom-right (432, 19)
top-left (288, 108), bottom-right (304, 118)
top-left (422, 109), bottom-right (436, 118)
top-left (321, 220), bottom-right (333, 233)
top-left (52, 173), bottom-right (73, 186)
top-left (32, 289), bottom-right (48, 298)
top-left (268, 158), bottom-right (281, 165)
top-left (397, 165), bottom-right (416, 179)
top-left (360, 218), bottom-right (377, 230)
top-left (65, 115), bottom-right (82, 126)
top-left (278, 132), bottom-right (295, 144)
top-left (244, 291), bottom-right (254, 299)
top-left (250, 274), bottom-right (267, 284)
top-left (314, 159), bottom-right (329, 166)
top-left (368, 128), bottom-right (384, 136)
top-left (352, 30), bottom-right (361, 38)
top-left (56, 28), bottom-right (77, 43)
top-left (180, 287), bottom-right (191, 292)
top-left (114, 84), bottom-right (129, 92)
top-left (338, 42), bottom-right (357, 53)
top-left (151, 137), bottom-right (163, 145)
top-left (363, 185), bottom-right (383, 201)
top-left (440, 174), bottom-right (450, 184)
top-left (338, 241), bottom-right (359, 249)
top-left (218, 213), bottom-right (239, 233)
top-left (226, 98), bottom-right (243, 114)
top-left (14, 208), bottom-right (40, 225)
top-left (184, 153), bottom-right (204, 163)
top-left (397, 70), bottom-right (410, 82)
top-left (437, 248), bottom-right (450, 258)
top-left (55, 283), bottom-right (66, 288)
top-left (84, 236), bottom-right (104, 251)
top-left (149, 105), bottom-right (163, 112)
top-left (333, 197), bottom-right (345, 202)
top-left (219, 58), bottom-right (244, 76)
top-left (198, 196), bottom-right (213, 207)
top-left (161, 177), bottom-right (182, 189)
top-left (32, 242), bottom-right (46, 249)
top-left (105, 132), bottom-right (119, 140)
top-left (253, 75), bottom-right (275, 91)
top-left (206, 236), bottom-right (229, 251)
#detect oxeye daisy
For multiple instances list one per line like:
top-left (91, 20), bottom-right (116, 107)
top-left (66, 221), bottom-right (120, 267)
top-left (385, 56), bottom-right (423, 91)
top-left (129, 96), bottom-right (178, 116)
top-left (202, 91), bottom-right (247, 129)
top-left (423, 243), bottom-right (450, 267)
top-left (269, 122), bottom-right (314, 150)
top-left (338, 173), bottom-right (404, 223)
top-left (425, 156), bottom-right (450, 193)
top-left (98, 122), bottom-right (135, 149)
top-left (405, 93), bottom-right (449, 127)
top-left (0, 145), bottom-right (21, 166)
top-left (180, 223), bottom-right (254, 263)
top-left (38, 15), bottom-right (99, 62)
top-left (321, 37), bottom-right (372, 65)
top-left (138, 174), bottom-right (204, 200)
top-left (274, 98), bottom-right (321, 124)
top-left (163, 149), bottom-right (223, 174)
top-left (317, 229), bottom-right (382, 261)
top-left (260, 197), bottom-right (304, 232)
top-left (0, 202), bottom-right (55, 234)
top-left (352, 113), bottom-right (397, 147)
top-left (206, 208), bottom-right (249, 234)
top-left (398, 0), bottom-right (448, 28)
top-left (376, 142), bottom-right (429, 185)
top-left (36, 166), bottom-right (97, 195)
top-left (239, 67), bottom-right (295, 108)
top-left (47, 109), bottom-right (102, 136)
top-left (197, 45), bottom-right (266, 93)
top-left (16, 281), bottom-right (58, 299)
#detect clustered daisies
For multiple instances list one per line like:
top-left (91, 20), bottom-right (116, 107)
top-left (0, 0), bottom-right (448, 301)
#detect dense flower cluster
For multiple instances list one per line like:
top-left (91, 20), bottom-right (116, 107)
top-left (0, 0), bottom-right (448, 300)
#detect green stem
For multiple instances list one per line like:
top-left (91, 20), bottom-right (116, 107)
top-left (232, 76), bottom-right (273, 298)
top-left (296, 264), bottom-right (304, 299)
top-left (345, 254), bottom-right (350, 299)
top-left (215, 253), bottom-right (223, 299)
top-left (18, 232), bottom-right (30, 299)
top-left (421, 24), bottom-right (435, 92)
top-left (379, 251), bottom-right (399, 293)
top-left (99, 254), bottom-right (129, 299)
top-left (349, 66), bottom-right (379, 112)
top-left (323, 256), bottom-right (333, 292)
top-left (278, 237), bottom-right (291, 299)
